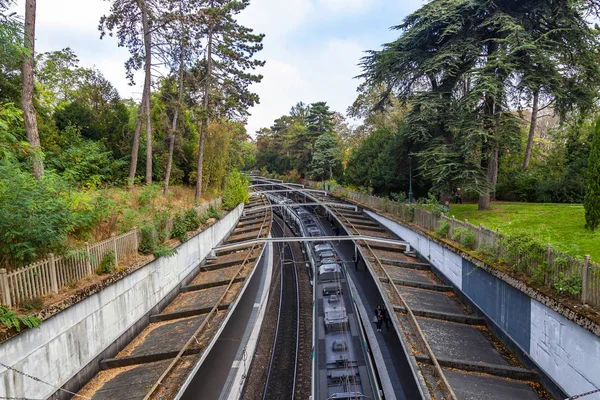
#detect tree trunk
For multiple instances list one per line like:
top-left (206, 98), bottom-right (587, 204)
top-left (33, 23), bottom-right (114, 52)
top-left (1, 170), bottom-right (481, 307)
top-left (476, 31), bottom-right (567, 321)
top-left (128, 86), bottom-right (147, 186)
top-left (164, 38), bottom-right (185, 195)
top-left (489, 146), bottom-right (498, 201)
top-left (22, 0), bottom-right (44, 180)
top-left (195, 22), bottom-right (213, 201)
top-left (523, 90), bottom-right (539, 170)
top-left (138, 0), bottom-right (153, 185)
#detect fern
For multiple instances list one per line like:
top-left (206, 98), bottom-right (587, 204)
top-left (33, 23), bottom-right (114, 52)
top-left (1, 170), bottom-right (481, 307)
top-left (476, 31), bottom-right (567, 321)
top-left (0, 306), bottom-right (41, 332)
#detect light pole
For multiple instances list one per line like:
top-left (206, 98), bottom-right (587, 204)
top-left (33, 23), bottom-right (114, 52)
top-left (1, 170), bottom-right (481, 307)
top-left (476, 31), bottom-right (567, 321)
top-left (408, 155), bottom-right (413, 204)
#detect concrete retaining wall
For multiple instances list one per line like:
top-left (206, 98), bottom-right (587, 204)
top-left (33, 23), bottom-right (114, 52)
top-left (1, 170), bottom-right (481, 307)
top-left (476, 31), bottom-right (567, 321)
top-left (0, 204), bottom-right (244, 400)
top-left (366, 210), bottom-right (600, 400)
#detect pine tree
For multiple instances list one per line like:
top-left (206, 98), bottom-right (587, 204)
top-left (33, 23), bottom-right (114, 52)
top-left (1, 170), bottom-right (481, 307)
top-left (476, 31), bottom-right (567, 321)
top-left (100, 0), bottom-right (156, 185)
top-left (193, 0), bottom-right (264, 201)
top-left (584, 119), bottom-right (600, 231)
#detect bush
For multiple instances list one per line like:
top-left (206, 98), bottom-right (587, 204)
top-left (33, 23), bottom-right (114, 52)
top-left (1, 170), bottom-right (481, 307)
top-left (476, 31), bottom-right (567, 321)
top-left (0, 162), bottom-right (98, 268)
top-left (139, 226), bottom-right (156, 255)
top-left (20, 296), bottom-right (43, 310)
top-left (207, 205), bottom-right (222, 220)
top-left (138, 184), bottom-right (162, 207)
top-left (0, 305), bottom-right (41, 332)
top-left (451, 227), bottom-right (476, 249)
top-left (436, 220), bottom-right (450, 238)
top-left (222, 169), bottom-right (250, 209)
top-left (184, 208), bottom-right (201, 231)
top-left (553, 272), bottom-right (583, 297)
top-left (97, 250), bottom-right (116, 274)
top-left (171, 213), bottom-right (188, 242)
top-left (152, 243), bottom-right (178, 258)
top-left (153, 210), bottom-right (171, 243)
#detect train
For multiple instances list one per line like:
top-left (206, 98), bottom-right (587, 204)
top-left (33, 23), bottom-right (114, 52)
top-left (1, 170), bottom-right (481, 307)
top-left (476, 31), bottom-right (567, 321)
top-left (264, 191), bottom-right (379, 400)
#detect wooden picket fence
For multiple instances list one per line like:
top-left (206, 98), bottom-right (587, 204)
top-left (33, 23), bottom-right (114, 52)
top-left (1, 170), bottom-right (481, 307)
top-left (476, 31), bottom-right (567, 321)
top-left (310, 181), bottom-right (600, 308)
top-left (0, 198), bottom-right (221, 307)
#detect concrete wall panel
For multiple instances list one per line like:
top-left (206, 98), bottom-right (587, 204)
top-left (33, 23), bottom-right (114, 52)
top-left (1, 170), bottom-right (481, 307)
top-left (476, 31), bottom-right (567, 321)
top-left (0, 204), bottom-right (243, 400)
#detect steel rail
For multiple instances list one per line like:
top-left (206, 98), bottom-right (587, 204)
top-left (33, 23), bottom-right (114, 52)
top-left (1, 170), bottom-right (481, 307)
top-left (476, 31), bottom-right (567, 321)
top-left (143, 194), bottom-right (272, 400)
top-left (332, 207), bottom-right (457, 400)
top-left (262, 215), bottom-right (300, 400)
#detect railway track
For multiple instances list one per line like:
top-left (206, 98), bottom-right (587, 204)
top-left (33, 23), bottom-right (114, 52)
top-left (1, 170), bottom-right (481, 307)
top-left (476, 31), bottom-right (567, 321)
top-left (253, 177), bottom-right (553, 400)
top-left (262, 215), bottom-right (299, 400)
top-left (77, 194), bottom-right (272, 400)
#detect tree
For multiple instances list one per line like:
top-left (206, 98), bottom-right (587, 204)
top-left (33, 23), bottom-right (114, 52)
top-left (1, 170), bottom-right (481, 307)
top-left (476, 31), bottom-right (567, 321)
top-left (21, 0), bottom-right (44, 179)
top-left (585, 119), bottom-right (600, 231)
top-left (100, 0), bottom-right (156, 185)
top-left (306, 101), bottom-right (333, 153)
top-left (193, 0), bottom-right (264, 201)
top-left (309, 132), bottom-right (340, 181)
top-left (0, 0), bottom-right (25, 103)
top-left (359, 0), bottom-right (600, 210)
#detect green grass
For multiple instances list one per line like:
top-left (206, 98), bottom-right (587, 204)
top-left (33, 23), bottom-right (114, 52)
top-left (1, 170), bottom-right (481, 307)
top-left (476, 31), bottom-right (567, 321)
top-left (447, 202), bottom-right (600, 262)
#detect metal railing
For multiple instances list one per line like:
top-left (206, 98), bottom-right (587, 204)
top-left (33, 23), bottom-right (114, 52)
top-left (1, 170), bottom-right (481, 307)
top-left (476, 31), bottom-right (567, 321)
top-left (308, 181), bottom-right (600, 308)
top-left (0, 199), bottom-right (222, 307)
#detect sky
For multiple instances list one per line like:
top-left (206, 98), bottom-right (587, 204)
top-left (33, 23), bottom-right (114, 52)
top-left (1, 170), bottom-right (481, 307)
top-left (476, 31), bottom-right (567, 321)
top-left (13, 0), bottom-right (424, 136)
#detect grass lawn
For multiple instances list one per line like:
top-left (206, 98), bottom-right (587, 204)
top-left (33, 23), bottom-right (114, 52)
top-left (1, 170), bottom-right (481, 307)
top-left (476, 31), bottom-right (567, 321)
top-left (447, 202), bottom-right (600, 263)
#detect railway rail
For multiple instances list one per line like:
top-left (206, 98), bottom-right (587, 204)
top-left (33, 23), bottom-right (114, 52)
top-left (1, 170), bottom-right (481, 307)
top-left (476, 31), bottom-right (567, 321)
top-left (77, 194), bottom-right (272, 400)
top-left (262, 215), bottom-right (300, 400)
top-left (254, 177), bottom-right (554, 400)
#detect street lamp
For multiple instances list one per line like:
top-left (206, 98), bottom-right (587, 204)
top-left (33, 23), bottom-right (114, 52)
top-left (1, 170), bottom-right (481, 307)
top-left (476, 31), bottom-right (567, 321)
top-left (408, 155), bottom-right (413, 204)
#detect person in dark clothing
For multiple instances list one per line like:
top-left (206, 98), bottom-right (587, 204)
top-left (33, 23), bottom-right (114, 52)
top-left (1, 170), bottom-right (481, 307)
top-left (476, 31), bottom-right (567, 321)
top-left (374, 305), bottom-right (384, 332)
top-left (454, 187), bottom-right (463, 204)
top-left (381, 305), bottom-right (391, 330)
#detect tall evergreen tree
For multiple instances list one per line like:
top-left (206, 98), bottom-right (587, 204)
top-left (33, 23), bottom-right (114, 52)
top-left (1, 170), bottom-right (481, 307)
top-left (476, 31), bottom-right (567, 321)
top-left (360, 0), bottom-right (600, 210)
top-left (193, 0), bottom-right (264, 200)
top-left (100, 0), bottom-right (156, 185)
top-left (585, 119), bottom-right (600, 231)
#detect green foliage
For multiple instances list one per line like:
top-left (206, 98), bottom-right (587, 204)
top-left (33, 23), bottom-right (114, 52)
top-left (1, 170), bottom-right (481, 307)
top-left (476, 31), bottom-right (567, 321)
top-left (389, 192), bottom-right (407, 204)
top-left (152, 243), bottom-right (178, 258)
top-left (0, 162), bottom-right (107, 267)
top-left (48, 126), bottom-right (126, 187)
top-left (222, 169), bottom-right (249, 209)
top-left (138, 226), bottom-right (156, 255)
top-left (451, 228), bottom-right (476, 249)
top-left (501, 232), bottom-right (547, 273)
top-left (139, 184), bottom-right (162, 207)
top-left (20, 296), bottom-right (43, 310)
top-left (184, 208), bottom-right (201, 231)
top-left (171, 213), bottom-right (188, 242)
top-left (553, 273), bottom-right (583, 297)
top-left (0, 306), bottom-right (41, 332)
top-left (207, 205), bottom-right (222, 220)
top-left (97, 250), bottom-right (116, 274)
top-left (585, 119), bottom-right (600, 231)
top-left (436, 220), bottom-right (450, 238)
top-left (419, 193), bottom-right (445, 217)
top-left (309, 133), bottom-right (340, 180)
top-left (153, 210), bottom-right (171, 243)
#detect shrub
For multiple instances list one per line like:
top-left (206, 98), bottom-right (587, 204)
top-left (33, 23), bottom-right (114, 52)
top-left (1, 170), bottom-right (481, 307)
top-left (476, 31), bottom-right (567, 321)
top-left (207, 205), bottom-right (222, 220)
top-left (451, 227), bottom-right (476, 249)
top-left (0, 306), bottom-right (41, 332)
top-left (171, 213), bottom-right (188, 242)
top-left (553, 272), bottom-right (583, 297)
top-left (152, 243), bottom-right (178, 258)
top-left (138, 184), bottom-right (162, 207)
top-left (153, 210), bottom-right (171, 243)
top-left (139, 226), bottom-right (156, 255)
top-left (97, 250), bottom-right (116, 274)
top-left (436, 220), bottom-right (450, 238)
top-left (389, 192), bottom-right (407, 204)
top-left (222, 169), bottom-right (250, 209)
top-left (20, 296), bottom-right (43, 310)
top-left (184, 208), bottom-right (201, 231)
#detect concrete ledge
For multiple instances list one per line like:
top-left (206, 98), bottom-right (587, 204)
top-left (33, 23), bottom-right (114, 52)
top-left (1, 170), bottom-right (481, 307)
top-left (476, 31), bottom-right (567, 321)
top-left (202, 258), bottom-right (257, 271)
top-left (181, 277), bottom-right (245, 292)
top-left (100, 348), bottom-right (202, 370)
top-left (415, 355), bottom-right (539, 381)
top-left (382, 277), bottom-right (452, 292)
top-left (393, 306), bottom-right (485, 325)
top-left (150, 304), bottom-right (230, 323)
top-left (367, 257), bottom-right (430, 270)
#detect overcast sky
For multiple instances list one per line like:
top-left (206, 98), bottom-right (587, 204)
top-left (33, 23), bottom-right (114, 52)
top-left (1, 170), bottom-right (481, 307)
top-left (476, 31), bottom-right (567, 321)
top-left (13, 0), bottom-right (423, 136)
